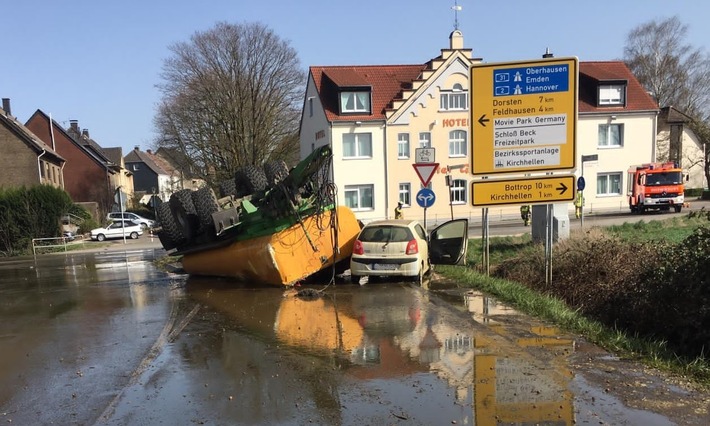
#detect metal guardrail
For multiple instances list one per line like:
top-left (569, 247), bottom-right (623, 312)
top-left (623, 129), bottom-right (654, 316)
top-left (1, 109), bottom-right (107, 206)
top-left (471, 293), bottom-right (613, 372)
top-left (32, 237), bottom-right (84, 255)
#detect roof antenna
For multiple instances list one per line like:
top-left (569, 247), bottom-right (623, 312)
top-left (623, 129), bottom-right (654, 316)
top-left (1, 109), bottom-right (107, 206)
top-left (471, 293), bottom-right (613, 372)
top-left (452, 0), bottom-right (462, 30)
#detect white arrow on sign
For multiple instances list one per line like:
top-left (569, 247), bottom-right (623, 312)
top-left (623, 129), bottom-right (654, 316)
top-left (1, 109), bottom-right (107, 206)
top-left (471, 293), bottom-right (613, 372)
top-left (412, 163), bottom-right (439, 187)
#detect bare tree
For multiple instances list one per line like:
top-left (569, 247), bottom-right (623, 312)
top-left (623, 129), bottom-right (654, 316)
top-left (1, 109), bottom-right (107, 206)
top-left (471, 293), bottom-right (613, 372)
top-left (624, 16), bottom-right (710, 189)
top-left (154, 22), bottom-right (305, 187)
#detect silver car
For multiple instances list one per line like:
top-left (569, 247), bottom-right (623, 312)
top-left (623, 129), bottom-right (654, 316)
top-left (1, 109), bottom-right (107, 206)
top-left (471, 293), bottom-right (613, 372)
top-left (106, 212), bottom-right (155, 229)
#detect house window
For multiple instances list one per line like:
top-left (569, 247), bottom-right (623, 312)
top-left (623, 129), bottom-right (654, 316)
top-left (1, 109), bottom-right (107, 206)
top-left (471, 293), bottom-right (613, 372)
top-left (398, 133), bottom-right (410, 159)
top-left (398, 183), bottom-right (411, 206)
top-left (598, 124), bottom-right (623, 147)
top-left (344, 184), bottom-right (374, 211)
top-left (599, 84), bottom-right (625, 105)
top-left (340, 91), bottom-right (371, 113)
top-left (450, 179), bottom-right (467, 204)
top-left (440, 83), bottom-right (468, 111)
top-left (419, 132), bottom-right (431, 148)
top-left (449, 130), bottom-right (467, 157)
top-left (133, 164), bottom-right (140, 171)
top-left (597, 172), bottom-right (622, 195)
top-left (343, 133), bottom-right (372, 158)
top-left (309, 98), bottom-right (314, 117)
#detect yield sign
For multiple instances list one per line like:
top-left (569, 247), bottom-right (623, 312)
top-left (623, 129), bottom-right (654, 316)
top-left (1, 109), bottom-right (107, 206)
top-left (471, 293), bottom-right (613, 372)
top-left (412, 163), bottom-right (439, 186)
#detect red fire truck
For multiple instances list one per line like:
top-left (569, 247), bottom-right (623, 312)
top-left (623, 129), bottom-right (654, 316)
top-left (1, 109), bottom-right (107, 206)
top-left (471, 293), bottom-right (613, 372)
top-left (627, 162), bottom-right (687, 213)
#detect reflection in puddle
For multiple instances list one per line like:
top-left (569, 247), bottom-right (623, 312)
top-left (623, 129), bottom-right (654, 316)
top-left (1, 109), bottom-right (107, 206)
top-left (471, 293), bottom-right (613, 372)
top-left (186, 278), bottom-right (578, 424)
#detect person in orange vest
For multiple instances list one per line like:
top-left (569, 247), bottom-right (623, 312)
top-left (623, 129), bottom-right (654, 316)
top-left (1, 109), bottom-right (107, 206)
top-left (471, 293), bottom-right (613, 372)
top-left (394, 201), bottom-right (403, 219)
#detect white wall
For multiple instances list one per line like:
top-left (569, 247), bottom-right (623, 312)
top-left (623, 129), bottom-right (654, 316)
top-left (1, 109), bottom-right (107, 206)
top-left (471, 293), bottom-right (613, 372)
top-left (575, 113), bottom-right (657, 212)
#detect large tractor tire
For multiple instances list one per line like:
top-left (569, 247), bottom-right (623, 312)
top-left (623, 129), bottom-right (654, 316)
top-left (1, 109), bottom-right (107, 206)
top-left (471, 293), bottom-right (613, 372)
top-left (191, 187), bottom-right (219, 236)
top-left (264, 160), bottom-right (290, 186)
top-left (234, 165), bottom-right (268, 197)
top-left (218, 179), bottom-right (237, 198)
top-left (156, 202), bottom-right (183, 250)
top-left (170, 189), bottom-right (198, 243)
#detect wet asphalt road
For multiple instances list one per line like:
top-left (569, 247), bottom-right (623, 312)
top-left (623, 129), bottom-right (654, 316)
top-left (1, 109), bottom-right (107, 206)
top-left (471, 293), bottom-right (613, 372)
top-left (1, 205), bottom-right (709, 425)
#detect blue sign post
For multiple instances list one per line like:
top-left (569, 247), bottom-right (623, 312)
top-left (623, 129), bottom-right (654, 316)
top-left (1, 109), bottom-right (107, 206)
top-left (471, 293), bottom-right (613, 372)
top-left (416, 188), bottom-right (436, 231)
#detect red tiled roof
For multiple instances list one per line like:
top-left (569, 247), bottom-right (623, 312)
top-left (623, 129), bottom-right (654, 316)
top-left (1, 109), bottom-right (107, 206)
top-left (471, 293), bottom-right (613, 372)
top-left (579, 61), bottom-right (658, 113)
top-left (310, 64), bottom-right (427, 122)
top-left (312, 61), bottom-right (657, 121)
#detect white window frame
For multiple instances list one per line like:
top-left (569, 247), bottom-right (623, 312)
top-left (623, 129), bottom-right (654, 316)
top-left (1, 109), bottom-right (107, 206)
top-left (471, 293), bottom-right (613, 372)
top-left (340, 91), bottom-right (371, 113)
top-left (344, 184), bottom-right (374, 211)
top-left (450, 179), bottom-right (467, 204)
top-left (342, 133), bottom-right (373, 159)
top-left (598, 123), bottom-right (623, 148)
top-left (398, 183), bottom-right (411, 206)
top-left (448, 130), bottom-right (467, 157)
top-left (419, 132), bottom-right (431, 148)
top-left (597, 172), bottom-right (622, 196)
top-left (599, 84), bottom-right (625, 105)
top-left (397, 133), bottom-right (410, 159)
top-left (440, 83), bottom-right (468, 111)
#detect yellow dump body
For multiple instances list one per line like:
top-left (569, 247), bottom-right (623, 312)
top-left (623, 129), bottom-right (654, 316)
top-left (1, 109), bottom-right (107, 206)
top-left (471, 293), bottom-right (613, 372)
top-left (181, 206), bottom-right (360, 286)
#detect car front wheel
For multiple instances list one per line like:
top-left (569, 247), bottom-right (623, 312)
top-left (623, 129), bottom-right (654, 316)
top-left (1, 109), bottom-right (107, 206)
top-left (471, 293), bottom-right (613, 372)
top-left (96, 234), bottom-right (105, 242)
top-left (130, 232), bottom-right (139, 239)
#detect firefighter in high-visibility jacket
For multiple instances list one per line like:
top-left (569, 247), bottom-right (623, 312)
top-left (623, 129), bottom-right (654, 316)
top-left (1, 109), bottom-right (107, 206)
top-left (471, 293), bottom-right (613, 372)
top-left (574, 190), bottom-right (584, 219)
top-left (520, 205), bottom-right (531, 226)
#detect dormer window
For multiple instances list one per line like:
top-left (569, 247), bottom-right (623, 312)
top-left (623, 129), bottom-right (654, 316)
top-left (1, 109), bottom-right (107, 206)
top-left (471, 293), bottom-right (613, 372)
top-left (440, 83), bottom-right (468, 111)
top-left (340, 91), bottom-right (371, 114)
top-left (598, 83), bottom-right (626, 106)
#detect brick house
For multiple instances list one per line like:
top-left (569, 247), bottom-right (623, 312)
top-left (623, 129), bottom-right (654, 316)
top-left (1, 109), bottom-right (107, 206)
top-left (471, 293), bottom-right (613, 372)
top-left (0, 98), bottom-right (64, 188)
top-left (25, 112), bottom-right (116, 214)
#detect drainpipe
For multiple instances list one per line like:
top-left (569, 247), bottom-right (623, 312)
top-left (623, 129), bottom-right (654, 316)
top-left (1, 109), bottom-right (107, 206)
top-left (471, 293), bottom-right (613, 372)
top-left (60, 161), bottom-right (66, 189)
top-left (49, 113), bottom-right (56, 150)
top-left (37, 149), bottom-right (46, 183)
top-left (383, 124), bottom-right (389, 219)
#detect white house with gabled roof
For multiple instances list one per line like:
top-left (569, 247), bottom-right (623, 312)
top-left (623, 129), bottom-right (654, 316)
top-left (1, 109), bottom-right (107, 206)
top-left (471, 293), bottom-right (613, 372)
top-left (300, 31), bottom-right (660, 224)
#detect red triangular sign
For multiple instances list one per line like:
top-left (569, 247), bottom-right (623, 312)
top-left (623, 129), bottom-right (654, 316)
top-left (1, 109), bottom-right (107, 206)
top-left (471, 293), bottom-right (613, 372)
top-left (412, 163), bottom-right (439, 187)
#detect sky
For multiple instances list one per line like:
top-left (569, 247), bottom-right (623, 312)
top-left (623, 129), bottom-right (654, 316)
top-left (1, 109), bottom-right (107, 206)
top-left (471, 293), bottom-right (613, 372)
top-left (2, 0), bottom-right (709, 155)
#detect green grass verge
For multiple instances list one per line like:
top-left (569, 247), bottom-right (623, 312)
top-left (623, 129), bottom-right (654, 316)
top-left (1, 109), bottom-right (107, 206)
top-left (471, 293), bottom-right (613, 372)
top-left (437, 214), bottom-right (710, 388)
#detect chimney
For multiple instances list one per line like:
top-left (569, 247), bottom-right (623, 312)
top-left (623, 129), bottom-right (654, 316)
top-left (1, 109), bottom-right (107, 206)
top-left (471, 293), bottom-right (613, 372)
top-left (449, 30), bottom-right (464, 50)
top-left (82, 129), bottom-right (89, 138)
top-left (146, 149), bottom-right (153, 154)
top-left (134, 145), bottom-right (140, 151)
top-left (70, 120), bottom-right (79, 132)
top-left (1, 98), bottom-right (10, 115)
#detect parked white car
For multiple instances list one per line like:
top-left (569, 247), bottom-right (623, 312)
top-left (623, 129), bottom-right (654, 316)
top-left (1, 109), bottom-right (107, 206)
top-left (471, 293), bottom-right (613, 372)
top-left (106, 212), bottom-right (155, 229)
top-left (91, 220), bottom-right (144, 241)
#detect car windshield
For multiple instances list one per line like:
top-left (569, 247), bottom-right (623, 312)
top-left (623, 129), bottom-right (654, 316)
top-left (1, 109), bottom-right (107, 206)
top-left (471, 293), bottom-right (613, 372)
top-left (646, 172), bottom-right (683, 185)
top-left (359, 225), bottom-right (412, 243)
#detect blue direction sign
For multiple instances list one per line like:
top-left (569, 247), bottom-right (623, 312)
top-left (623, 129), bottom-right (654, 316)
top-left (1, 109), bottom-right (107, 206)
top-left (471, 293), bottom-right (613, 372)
top-left (493, 64), bottom-right (570, 96)
top-left (416, 188), bottom-right (436, 208)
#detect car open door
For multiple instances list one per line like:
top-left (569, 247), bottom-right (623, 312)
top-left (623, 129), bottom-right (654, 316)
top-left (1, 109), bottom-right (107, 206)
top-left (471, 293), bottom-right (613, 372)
top-left (428, 219), bottom-right (468, 265)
